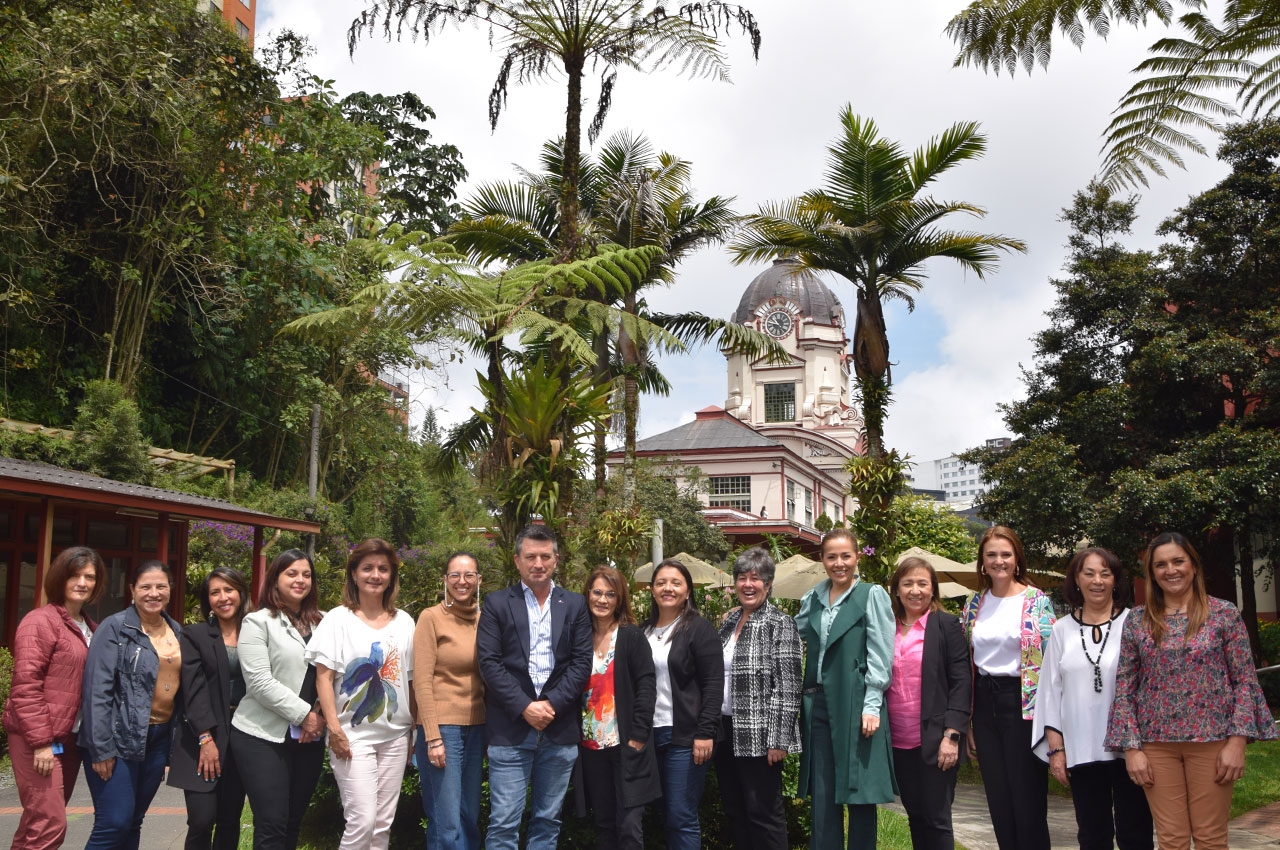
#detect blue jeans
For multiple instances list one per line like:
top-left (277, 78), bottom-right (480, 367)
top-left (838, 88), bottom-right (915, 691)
top-left (485, 729), bottom-right (577, 850)
top-left (416, 725), bottom-right (485, 850)
top-left (653, 726), bottom-right (709, 850)
top-left (84, 722), bottom-right (172, 850)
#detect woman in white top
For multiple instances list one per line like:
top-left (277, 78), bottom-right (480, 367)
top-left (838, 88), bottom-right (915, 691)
top-left (308, 539), bottom-right (416, 850)
top-left (960, 526), bottom-right (1055, 850)
top-left (1033, 548), bottom-right (1153, 850)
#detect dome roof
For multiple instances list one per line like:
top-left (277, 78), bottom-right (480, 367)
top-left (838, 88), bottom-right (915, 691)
top-left (732, 259), bottom-right (843, 325)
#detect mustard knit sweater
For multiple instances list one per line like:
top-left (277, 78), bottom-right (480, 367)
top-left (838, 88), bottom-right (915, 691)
top-left (412, 599), bottom-right (485, 740)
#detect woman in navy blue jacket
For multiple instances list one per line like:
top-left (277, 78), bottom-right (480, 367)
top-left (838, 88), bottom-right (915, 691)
top-left (79, 560), bottom-right (183, 850)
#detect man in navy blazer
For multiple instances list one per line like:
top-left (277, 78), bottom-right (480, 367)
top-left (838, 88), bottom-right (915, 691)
top-left (477, 523), bottom-right (591, 850)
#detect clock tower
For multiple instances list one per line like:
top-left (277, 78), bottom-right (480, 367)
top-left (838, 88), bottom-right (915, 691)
top-left (724, 258), bottom-right (865, 472)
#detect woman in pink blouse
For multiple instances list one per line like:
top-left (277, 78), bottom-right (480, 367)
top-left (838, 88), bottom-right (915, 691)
top-left (1106, 531), bottom-right (1276, 850)
top-left (887, 557), bottom-right (971, 850)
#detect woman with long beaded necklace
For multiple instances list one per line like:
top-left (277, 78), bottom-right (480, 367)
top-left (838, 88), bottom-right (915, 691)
top-left (1033, 548), bottom-right (1153, 850)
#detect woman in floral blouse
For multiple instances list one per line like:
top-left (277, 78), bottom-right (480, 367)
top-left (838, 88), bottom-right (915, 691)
top-left (1105, 531), bottom-right (1276, 850)
top-left (960, 526), bottom-right (1055, 850)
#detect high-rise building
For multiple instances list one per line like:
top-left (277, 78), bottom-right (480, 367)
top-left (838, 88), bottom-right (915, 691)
top-left (907, 437), bottom-right (1010, 504)
top-left (207, 0), bottom-right (255, 49)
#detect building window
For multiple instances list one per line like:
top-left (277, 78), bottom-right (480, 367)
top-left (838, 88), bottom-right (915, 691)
top-left (803, 489), bottom-right (813, 526)
top-left (709, 476), bottom-right (751, 512)
top-left (208, 0), bottom-right (223, 11)
top-left (786, 480), bottom-right (797, 521)
top-left (764, 383), bottom-right (795, 422)
top-left (235, 18), bottom-right (249, 39)
top-left (238, 0), bottom-right (251, 7)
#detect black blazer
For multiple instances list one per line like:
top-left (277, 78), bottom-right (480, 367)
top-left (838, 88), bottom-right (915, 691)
top-left (167, 621), bottom-right (234, 792)
top-left (477, 583), bottom-right (592, 746)
top-left (597, 626), bottom-right (662, 806)
top-left (662, 614), bottom-right (724, 747)
top-left (913, 610), bottom-right (972, 765)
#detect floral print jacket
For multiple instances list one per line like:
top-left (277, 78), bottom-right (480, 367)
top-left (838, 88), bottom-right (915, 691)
top-left (1104, 597), bottom-right (1277, 750)
top-left (961, 587), bottom-right (1056, 720)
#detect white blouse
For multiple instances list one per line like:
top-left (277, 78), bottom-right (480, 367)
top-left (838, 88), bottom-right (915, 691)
top-left (1032, 608), bottom-right (1130, 767)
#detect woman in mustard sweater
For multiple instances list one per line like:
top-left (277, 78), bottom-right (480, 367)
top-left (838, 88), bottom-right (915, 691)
top-left (413, 552), bottom-right (486, 850)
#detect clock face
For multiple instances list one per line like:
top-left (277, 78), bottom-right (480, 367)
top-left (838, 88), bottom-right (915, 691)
top-left (764, 310), bottom-right (792, 338)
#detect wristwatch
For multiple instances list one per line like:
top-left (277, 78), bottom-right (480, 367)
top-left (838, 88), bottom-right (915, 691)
top-left (945, 730), bottom-right (962, 742)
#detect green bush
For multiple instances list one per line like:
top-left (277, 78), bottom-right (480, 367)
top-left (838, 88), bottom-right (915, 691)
top-left (1258, 619), bottom-right (1280, 708)
top-left (0, 647), bottom-right (13, 758)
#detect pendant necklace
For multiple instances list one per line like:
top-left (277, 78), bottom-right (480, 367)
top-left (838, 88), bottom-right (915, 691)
top-left (1078, 610), bottom-right (1116, 694)
top-left (653, 615), bottom-right (681, 643)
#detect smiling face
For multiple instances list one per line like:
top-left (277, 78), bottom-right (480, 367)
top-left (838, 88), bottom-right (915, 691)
top-left (651, 566), bottom-right (690, 616)
top-left (734, 569), bottom-right (769, 613)
top-left (277, 559), bottom-right (312, 610)
top-left (896, 566), bottom-right (934, 619)
top-left (444, 555), bottom-right (480, 605)
top-left (822, 536), bottom-right (858, 590)
top-left (515, 538), bottom-right (557, 591)
top-left (207, 576), bottom-right (242, 624)
top-left (981, 536), bottom-right (1019, 589)
top-left (64, 563), bottom-right (97, 610)
top-left (131, 567), bottom-right (171, 618)
top-left (1151, 542), bottom-right (1195, 601)
top-left (588, 577), bottom-right (619, 623)
top-left (1076, 553), bottom-right (1116, 612)
top-left (353, 554), bottom-right (392, 603)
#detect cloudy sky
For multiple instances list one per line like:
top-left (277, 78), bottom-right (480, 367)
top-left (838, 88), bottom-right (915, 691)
top-left (259, 0), bottom-right (1226, 463)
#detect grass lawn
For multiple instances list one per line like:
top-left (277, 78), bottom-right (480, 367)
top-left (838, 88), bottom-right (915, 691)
top-left (1233, 738), bottom-right (1280, 819)
top-left (873, 807), bottom-right (970, 850)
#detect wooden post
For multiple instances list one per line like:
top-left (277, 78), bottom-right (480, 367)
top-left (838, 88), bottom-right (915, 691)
top-left (157, 512), bottom-right (180, 618)
top-left (251, 526), bottom-right (264, 603)
top-left (34, 499), bottom-right (52, 606)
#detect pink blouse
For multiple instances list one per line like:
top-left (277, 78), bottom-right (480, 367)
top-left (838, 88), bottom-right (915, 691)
top-left (888, 612), bottom-right (929, 750)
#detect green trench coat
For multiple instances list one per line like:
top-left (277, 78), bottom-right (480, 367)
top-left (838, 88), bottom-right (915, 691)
top-left (797, 581), bottom-right (898, 805)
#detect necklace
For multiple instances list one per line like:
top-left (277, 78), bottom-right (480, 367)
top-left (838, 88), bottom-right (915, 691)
top-left (652, 615), bottom-right (682, 643)
top-left (1078, 609), bottom-right (1116, 693)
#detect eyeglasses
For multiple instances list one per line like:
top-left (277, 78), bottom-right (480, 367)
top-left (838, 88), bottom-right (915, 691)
top-left (447, 572), bottom-right (479, 582)
top-left (589, 589), bottom-right (618, 600)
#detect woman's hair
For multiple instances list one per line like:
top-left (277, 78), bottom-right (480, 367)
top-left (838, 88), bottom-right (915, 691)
top-left (889, 557), bottom-right (945, 621)
top-left (1063, 547), bottom-right (1131, 609)
top-left (133, 559), bottom-right (173, 586)
top-left (583, 566), bottom-right (634, 626)
top-left (444, 551), bottom-right (479, 575)
top-left (1141, 531), bottom-right (1209, 645)
top-left (820, 527), bottom-right (857, 555)
top-left (641, 559), bottom-right (702, 642)
top-left (343, 538), bottom-right (401, 614)
top-left (733, 546), bottom-right (776, 585)
top-left (976, 526), bottom-right (1032, 590)
top-left (259, 548), bottom-right (322, 630)
top-left (44, 546), bottom-right (106, 606)
top-left (199, 567), bottom-right (253, 624)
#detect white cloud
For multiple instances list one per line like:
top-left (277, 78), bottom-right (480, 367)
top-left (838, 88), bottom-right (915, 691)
top-left (259, 0), bottom-right (1230, 456)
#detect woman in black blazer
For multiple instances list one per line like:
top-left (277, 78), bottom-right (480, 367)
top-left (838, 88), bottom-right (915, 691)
top-left (885, 557), bottom-right (972, 850)
top-left (640, 559), bottom-right (724, 850)
top-left (580, 566), bottom-right (661, 850)
top-left (168, 568), bottom-right (252, 850)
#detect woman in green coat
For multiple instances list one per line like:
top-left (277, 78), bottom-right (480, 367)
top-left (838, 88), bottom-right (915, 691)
top-left (796, 529), bottom-right (897, 850)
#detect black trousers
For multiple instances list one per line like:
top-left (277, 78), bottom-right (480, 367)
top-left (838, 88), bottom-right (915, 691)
top-left (972, 675), bottom-right (1050, 850)
top-left (891, 746), bottom-right (958, 850)
top-left (715, 717), bottom-right (788, 850)
top-left (1069, 758), bottom-right (1154, 850)
top-left (231, 727), bottom-right (325, 850)
top-left (183, 743), bottom-right (246, 850)
top-left (579, 745), bottom-right (644, 850)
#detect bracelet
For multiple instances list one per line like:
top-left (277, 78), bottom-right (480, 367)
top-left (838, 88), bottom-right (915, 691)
top-left (198, 734), bottom-right (214, 747)
top-left (427, 741), bottom-right (444, 750)
top-left (1047, 746), bottom-right (1065, 756)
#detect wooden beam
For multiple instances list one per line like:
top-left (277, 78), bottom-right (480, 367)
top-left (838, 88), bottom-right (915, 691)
top-left (251, 526), bottom-right (264, 603)
top-left (34, 498), bottom-right (53, 606)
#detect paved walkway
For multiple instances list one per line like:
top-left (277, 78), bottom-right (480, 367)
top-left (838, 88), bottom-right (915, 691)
top-left (3, 769), bottom-right (1279, 849)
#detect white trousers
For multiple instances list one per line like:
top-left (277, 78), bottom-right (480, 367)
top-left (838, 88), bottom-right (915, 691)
top-left (330, 735), bottom-right (410, 850)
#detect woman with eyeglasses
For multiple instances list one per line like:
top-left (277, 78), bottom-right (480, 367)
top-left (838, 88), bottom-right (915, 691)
top-left (413, 552), bottom-right (486, 850)
top-left (579, 565), bottom-right (660, 850)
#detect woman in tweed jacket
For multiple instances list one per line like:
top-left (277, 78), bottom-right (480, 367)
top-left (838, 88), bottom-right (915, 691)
top-left (716, 547), bottom-right (803, 850)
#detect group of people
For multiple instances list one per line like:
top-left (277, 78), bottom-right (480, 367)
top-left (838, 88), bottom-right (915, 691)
top-left (3, 523), bottom-right (1274, 850)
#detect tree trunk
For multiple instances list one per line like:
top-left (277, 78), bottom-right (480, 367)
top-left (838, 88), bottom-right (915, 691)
top-left (851, 283), bottom-right (890, 461)
top-left (620, 290), bottom-right (640, 508)
top-left (1238, 518), bottom-right (1263, 664)
top-left (1200, 527), bottom-right (1239, 607)
top-left (592, 330), bottom-right (609, 500)
top-left (557, 54), bottom-right (584, 263)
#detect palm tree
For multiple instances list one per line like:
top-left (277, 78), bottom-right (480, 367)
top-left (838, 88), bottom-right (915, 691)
top-left (730, 107), bottom-right (1026, 463)
top-left (946, 0), bottom-right (1280, 188)
top-left (450, 132), bottom-right (784, 504)
top-left (348, 0), bottom-right (761, 260)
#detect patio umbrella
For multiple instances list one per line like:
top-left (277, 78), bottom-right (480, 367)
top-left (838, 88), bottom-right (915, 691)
top-left (774, 553), bottom-right (818, 580)
top-left (634, 552), bottom-right (732, 587)
top-left (769, 561), bottom-right (828, 600)
top-left (895, 546), bottom-right (982, 590)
